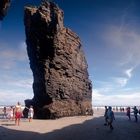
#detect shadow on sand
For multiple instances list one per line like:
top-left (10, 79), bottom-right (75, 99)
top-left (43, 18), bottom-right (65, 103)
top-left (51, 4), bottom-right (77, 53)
top-left (0, 113), bottom-right (140, 140)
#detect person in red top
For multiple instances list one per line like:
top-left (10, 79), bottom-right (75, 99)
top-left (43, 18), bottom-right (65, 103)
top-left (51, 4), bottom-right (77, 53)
top-left (15, 102), bottom-right (22, 126)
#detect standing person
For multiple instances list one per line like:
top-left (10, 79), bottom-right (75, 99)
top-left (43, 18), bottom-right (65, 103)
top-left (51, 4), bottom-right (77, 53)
top-left (7, 106), bottom-right (14, 121)
top-left (28, 106), bottom-right (34, 122)
top-left (133, 106), bottom-right (138, 122)
top-left (104, 106), bottom-right (108, 125)
top-left (107, 106), bottom-right (115, 130)
top-left (126, 107), bottom-right (131, 120)
top-left (85, 108), bottom-right (88, 116)
top-left (3, 106), bottom-right (7, 119)
top-left (12, 106), bottom-right (15, 120)
top-left (15, 102), bottom-right (22, 126)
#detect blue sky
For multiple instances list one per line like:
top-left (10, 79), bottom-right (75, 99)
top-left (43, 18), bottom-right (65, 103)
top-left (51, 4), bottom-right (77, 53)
top-left (0, 0), bottom-right (140, 106)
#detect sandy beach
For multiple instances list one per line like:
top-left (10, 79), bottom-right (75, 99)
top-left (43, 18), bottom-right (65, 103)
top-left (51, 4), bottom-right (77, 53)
top-left (0, 109), bottom-right (140, 140)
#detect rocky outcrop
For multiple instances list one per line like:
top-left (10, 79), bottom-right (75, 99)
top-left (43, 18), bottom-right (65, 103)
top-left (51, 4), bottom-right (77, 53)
top-left (0, 0), bottom-right (10, 20)
top-left (24, 1), bottom-right (93, 119)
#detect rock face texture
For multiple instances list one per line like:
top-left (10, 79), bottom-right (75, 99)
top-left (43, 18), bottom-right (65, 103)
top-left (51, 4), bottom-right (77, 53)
top-left (24, 1), bottom-right (93, 119)
top-left (0, 0), bottom-right (10, 20)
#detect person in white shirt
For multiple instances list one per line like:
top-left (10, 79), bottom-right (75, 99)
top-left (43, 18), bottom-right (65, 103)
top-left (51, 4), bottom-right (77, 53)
top-left (7, 106), bottom-right (14, 120)
top-left (28, 106), bottom-right (34, 122)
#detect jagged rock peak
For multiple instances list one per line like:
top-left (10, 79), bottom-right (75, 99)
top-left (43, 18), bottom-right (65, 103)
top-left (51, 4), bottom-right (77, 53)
top-left (24, 0), bottom-right (64, 32)
top-left (0, 0), bottom-right (10, 20)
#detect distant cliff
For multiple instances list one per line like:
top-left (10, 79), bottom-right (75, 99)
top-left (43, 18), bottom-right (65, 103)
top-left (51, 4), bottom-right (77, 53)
top-left (24, 1), bottom-right (93, 119)
top-left (0, 0), bottom-right (10, 20)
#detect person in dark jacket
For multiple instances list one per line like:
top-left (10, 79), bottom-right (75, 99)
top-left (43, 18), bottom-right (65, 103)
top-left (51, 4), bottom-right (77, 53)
top-left (133, 106), bottom-right (138, 122)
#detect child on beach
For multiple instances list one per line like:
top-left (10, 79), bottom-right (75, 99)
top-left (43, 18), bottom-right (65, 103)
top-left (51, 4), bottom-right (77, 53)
top-left (28, 106), bottom-right (34, 122)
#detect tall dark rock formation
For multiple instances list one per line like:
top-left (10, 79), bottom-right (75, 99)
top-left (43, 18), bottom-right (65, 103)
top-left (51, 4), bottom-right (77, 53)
top-left (24, 1), bottom-right (93, 119)
top-left (0, 0), bottom-right (10, 20)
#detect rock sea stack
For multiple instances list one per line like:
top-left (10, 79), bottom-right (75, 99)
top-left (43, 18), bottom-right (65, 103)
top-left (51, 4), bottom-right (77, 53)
top-left (24, 1), bottom-right (93, 119)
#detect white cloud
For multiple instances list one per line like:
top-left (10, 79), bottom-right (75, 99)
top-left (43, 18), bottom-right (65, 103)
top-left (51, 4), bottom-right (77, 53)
top-left (0, 68), bottom-right (33, 90)
top-left (0, 41), bottom-right (28, 70)
top-left (124, 67), bottom-right (134, 78)
top-left (8, 79), bottom-right (33, 88)
top-left (17, 42), bottom-right (28, 61)
top-left (92, 88), bottom-right (140, 106)
top-left (110, 67), bottom-right (134, 88)
top-left (0, 89), bottom-right (33, 105)
top-left (113, 77), bottom-right (128, 87)
top-left (0, 41), bottom-right (33, 105)
top-left (0, 75), bottom-right (33, 105)
top-left (91, 4), bottom-right (140, 107)
top-left (103, 25), bottom-right (140, 67)
top-left (101, 25), bottom-right (140, 88)
top-left (94, 81), bottom-right (114, 93)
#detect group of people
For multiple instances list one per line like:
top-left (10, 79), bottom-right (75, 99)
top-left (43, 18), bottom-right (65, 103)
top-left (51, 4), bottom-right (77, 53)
top-left (104, 106), bottom-right (140, 130)
top-left (2, 102), bottom-right (34, 126)
top-left (126, 106), bottom-right (140, 122)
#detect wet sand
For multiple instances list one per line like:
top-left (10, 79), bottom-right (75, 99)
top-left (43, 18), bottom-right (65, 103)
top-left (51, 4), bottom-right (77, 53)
top-left (0, 110), bottom-right (140, 140)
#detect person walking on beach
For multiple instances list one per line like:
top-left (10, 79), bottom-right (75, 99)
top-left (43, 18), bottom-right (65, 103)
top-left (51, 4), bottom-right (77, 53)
top-left (126, 107), bottom-right (131, 120)
top-left (133, 106), bottom-right (138, 122)
top-left (15, 102), bottom-right (22, 126)
top-left (107, 106), bottom-right (115, 130)
top-left (104, 106), bottom-right (108, 125)
top-left (28, 106), bottom-right (34, 122)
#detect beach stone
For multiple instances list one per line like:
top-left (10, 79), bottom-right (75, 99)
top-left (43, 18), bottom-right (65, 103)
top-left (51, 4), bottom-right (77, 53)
top-left (0, 0), bottom-right (10, 20)
top-left (24, 1), bottom-right (93, 119)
